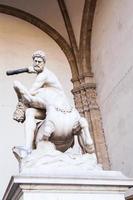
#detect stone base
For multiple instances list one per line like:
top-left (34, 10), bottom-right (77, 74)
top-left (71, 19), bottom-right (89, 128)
top-left (3, 171), bottom-right (133, 200)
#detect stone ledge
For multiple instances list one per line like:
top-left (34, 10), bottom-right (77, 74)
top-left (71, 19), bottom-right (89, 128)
top-left (3, 171), bottom-right (133, 200)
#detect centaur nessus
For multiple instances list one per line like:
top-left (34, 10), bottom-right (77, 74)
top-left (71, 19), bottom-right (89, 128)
top-left (7, 50), bottom-right (94, 158)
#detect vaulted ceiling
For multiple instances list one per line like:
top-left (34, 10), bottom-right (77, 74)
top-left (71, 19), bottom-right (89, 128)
top-left (0, 0), bottom-right (97, 80)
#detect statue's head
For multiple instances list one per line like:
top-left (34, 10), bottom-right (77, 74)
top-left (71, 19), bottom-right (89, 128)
top-left (32, 50), bottom-right (46, 73)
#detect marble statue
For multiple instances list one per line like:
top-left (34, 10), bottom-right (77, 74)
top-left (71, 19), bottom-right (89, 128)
top-left (8, 50), bottom-right (100, 173)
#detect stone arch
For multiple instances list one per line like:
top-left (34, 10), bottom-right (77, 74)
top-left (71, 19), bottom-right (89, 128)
top-left (0, 4), bottom-right (78, 80)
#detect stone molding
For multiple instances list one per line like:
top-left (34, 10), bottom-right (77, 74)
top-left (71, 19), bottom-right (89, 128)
top-left (3, 173), bottom-right (133, 200)
top-left (72, 78), bottom-right (110, 169)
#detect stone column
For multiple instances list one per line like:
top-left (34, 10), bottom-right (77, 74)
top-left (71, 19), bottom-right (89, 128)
top-left (72, 75), bottom-right (110, 170)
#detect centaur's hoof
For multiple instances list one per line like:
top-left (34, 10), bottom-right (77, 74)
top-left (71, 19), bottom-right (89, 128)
top-left (12, 146), bottom-right (31, 161)
top-left (84, 144), bottom-right (95, 154)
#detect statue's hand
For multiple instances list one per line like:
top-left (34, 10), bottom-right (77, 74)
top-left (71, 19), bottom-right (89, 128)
top-left (28, 66), bottom-right (36, 73)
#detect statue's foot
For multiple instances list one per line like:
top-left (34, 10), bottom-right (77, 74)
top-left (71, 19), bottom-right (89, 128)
top-left (12, 146), bottom-right (31, 161)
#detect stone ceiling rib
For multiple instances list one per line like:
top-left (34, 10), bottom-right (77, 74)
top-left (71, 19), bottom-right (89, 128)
top-left (57, 0), bottom-right (80, 75)
top-left (65, 0), bottom-right (85, 47)
top-left (79, 0), bottom-right (97, 75)
top-left (0, 0), bottom-right (70, 44)
top-left (0, 4), bottom-right (78, 79)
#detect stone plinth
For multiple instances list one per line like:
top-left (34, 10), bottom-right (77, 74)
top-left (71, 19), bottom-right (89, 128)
top-left (3, 171), bottom-right (133, 200)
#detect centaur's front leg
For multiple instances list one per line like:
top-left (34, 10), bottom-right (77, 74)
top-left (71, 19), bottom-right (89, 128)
top-left (78, 117), bottom-right (95, 154)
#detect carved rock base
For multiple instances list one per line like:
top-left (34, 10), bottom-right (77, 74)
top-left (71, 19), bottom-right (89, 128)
top-left (14, 141), bottom-right (102, 175)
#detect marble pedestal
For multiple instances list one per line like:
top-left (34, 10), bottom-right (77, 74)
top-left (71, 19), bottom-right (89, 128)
top-left (3, 171), bottom-right (133, 200)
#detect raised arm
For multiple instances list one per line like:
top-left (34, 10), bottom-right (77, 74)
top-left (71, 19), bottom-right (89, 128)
top-left (6, 66), bottom-right (36, 76)
top-left (6, 68), bottom-right (29, 76)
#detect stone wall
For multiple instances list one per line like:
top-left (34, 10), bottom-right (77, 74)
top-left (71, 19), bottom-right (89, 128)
top-left (91, 0), bottom-right (133, 177)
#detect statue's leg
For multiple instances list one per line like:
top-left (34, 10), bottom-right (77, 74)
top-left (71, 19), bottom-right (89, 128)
top-left (14, 81), bottom-right (45, 109)
top-left (35, 120), bottom-right (55, 147)
top-left (14, 81), bottom-right (31, 102)
top-left (14, 81), bottom-right (23, 100)
top-left (25, 108), bottom-right (45, 153)
top-left (78, 117), bottom-right (95, 154)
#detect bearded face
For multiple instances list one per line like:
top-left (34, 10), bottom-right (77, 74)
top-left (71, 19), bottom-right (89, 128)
top-left (33, 57), bottom-right (45, 73)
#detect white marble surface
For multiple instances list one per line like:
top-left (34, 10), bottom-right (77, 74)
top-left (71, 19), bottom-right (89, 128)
top-left (19, 142), bottom-right (101, 176)
top-left (3, 171), bottom-right (133, 200)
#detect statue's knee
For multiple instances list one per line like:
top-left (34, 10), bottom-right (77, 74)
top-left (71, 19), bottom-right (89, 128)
top-left (13, 80), bottom-right (21, 88)
top-left (36, 128), bottom-right (52, 144)
top-left (42, 125), bottom-right (54, 138)
top-left (37, 121), bottom-right (55, 141)
top-left (79, 117), bottom-right (88, 128)
top-left (14, 80), bottom-right (18, 85)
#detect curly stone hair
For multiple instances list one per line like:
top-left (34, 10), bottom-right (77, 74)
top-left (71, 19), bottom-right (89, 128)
top-left (32, 50), bottom-right (46, 63)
